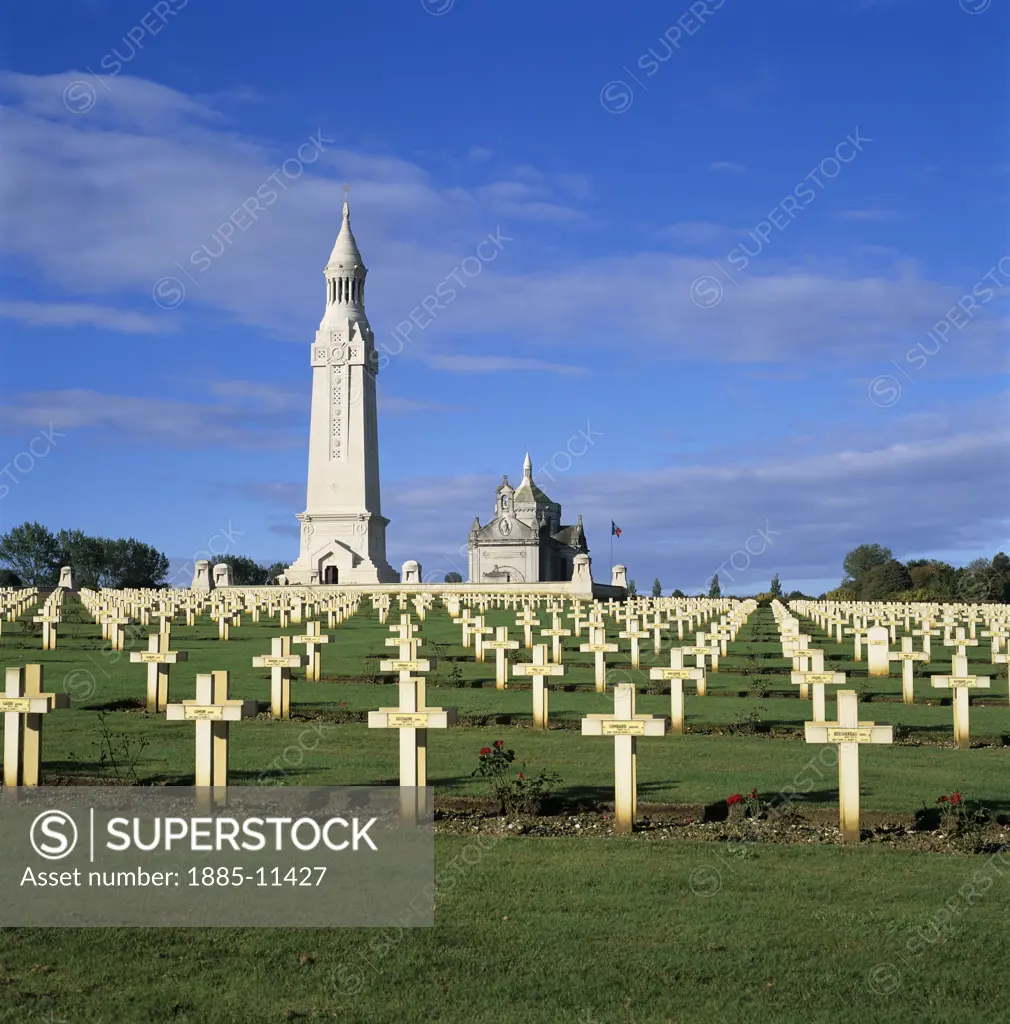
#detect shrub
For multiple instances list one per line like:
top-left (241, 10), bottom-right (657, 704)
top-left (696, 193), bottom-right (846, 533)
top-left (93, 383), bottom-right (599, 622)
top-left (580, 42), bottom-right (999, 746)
top-left (471, 740), bottom-right (561, 817)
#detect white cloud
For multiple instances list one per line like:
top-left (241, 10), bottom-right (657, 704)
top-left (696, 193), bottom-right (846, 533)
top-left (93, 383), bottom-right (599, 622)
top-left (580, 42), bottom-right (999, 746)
top-left (709, 161), bottom-right (746, 174)
top-left (234, 399), bottom-right (1010, 592)
top-left (836, 207), bottom-right (899, 222)
top-left (417, 353), bottom-right (588, 376)
top-left (0, 300), bottom-right (164, 332)
top-left (657, 221), bottom-right (736, 245)
top-left (0, 71), bottom-right (1004, 377)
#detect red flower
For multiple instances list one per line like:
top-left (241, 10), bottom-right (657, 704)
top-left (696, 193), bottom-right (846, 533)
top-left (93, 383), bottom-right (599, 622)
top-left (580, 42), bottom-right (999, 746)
top-left (749, 788), bottom-right (758, 798)
top-left (726, 793), bottom-right (743, 806)
top-left (937, 796), bottom-right (948, 803)
top-left (951, 792), bottom-right (962, 805)
top-left (479, 747), bottom-right (492, 755)
top-left (339, 701), bottom-right (346, 706)
top-left (494, 740), bottom-right (504, 748)
top-left (518, 773), bottom-right (524, 780)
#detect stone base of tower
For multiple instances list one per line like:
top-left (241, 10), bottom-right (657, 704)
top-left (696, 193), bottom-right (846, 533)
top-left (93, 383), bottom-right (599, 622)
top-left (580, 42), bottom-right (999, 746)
top-left (283, 512), bottom-right (399, 585)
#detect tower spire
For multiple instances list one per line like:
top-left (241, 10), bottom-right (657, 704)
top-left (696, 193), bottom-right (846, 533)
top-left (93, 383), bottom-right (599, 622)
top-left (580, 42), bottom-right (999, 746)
top-left (523, 452), bottom-right (532, 479)
top-left (324, 186), bottom-right (366, 315)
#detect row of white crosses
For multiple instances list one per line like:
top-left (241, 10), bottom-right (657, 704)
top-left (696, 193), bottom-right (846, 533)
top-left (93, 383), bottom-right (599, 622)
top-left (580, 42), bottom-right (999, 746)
top-left (369, 615), bottom-right (456, 817)
top-left (790, 603), bottom-right (999, 746)
top-left (31, 588), bottom-right (66, 650)
top-left (768, 603), bottom-right (894, 842)
top-left (776, 598), bottom-right (1006, 840)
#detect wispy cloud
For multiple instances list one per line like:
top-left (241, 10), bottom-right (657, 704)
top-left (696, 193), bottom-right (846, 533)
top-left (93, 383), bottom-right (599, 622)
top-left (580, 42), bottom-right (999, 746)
top-left (0, 300), bottom-right (165, 333)
top-left (418, 353), bottom-right (589, 376)
top-left (709, 161), bottom-right (746, 175)
top-left (835, 207), bottom-right (899, 222)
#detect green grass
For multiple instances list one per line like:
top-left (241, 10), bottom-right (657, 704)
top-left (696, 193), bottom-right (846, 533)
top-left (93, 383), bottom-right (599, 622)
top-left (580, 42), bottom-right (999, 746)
top-left (2, 837), bottom-right (1008, 1023)
top-left (1, 600), bottom-right (1008, 1022)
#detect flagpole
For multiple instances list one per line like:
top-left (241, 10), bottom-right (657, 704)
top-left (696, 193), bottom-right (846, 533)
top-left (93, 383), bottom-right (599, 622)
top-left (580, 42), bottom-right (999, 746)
top-left (610, 523), bottom-right (613, 570)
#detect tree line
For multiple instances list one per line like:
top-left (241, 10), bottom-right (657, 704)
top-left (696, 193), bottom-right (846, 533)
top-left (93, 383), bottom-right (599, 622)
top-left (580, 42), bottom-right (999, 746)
top-left (825, 543), bottom-right (1009, 603)
top-left (0, 522), bottom-right (287, 589)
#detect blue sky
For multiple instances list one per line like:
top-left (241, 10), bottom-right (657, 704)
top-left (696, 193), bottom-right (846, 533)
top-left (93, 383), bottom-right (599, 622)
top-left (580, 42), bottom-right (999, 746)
top-left (0, 0), bottom-right (1007, 594)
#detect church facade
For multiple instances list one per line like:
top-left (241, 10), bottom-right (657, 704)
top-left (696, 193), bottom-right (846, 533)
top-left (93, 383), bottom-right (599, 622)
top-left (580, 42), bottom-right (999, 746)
top-left (467, 454), bottom-right (589, 583)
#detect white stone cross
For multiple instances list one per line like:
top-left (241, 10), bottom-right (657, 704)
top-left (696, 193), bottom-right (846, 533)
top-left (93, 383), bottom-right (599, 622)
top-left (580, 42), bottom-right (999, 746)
top-left (515, 608), bottom-right (541, 649)
top-left (165, 671), bottom-right (257, 803)
top-left (252, 637), bottom-right (305, 719)
top-left (912, 624), bottom-right (939, 659)
top-left (32, 612), bottom-right (60, 651)
top-left (483, 626), bottom-right (520, 690)
top-left (130, 632), bottom-right (189, 712)
top-left (581, 683), bottom-right (666, 834)
top-left (291, 620), bottom-right (330, 681)
top-left (793, 648), bottom-right (826, 699)
top-left (791, 669), bottom-right (846, 722)
top-left (539, 614), bottom-right (572, 665)
top-left (804, 690), bottom-right (893, 842)
top-left (931, 654), bottom-right (990, 749)
top-left (685, 632), bottom-right (719, 673)
top-left (888, 637), bottom-right (929, 706)
top-left (368, 672), bottom-right (457, 818)
top-left (649, 648), bottom-right (704, 734)
top-left (619, 618), bottom-right (650, 669)
top-left (579, 626), bottom-right (618, 693)
top-left (512, 644), bottom-right (565, 729)
top-left (943, 627), bottom-right (978, 660)
top-left (471, 615), bottom-right (493, 663)
top-left (845, 625), bottom-right (868, 661)
top-left (2, 665), bottom-right (69, 787)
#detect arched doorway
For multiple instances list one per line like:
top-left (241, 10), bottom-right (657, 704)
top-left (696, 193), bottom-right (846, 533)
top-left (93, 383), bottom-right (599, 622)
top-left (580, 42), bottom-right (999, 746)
top-left (323, 566), bottom-right (338, 584)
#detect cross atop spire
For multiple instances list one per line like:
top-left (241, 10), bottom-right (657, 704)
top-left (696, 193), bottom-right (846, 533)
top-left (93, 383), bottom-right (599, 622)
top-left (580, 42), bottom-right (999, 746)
top-left (523, 452), bottom-right (532, 479)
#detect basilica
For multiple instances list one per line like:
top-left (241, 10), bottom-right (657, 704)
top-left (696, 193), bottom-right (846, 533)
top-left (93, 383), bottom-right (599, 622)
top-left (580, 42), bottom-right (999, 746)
top-left (467, 454), bottom-right (589, 583)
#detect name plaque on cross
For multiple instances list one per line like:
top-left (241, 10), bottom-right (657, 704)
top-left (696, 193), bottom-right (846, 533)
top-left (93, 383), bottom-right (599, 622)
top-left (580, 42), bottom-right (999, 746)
top-left (943, 677), bottom-right (987, 687)
top-left (0, 697), bottom-right (44, 713)
top-left (260, 656), bottom-right (296, 668)
top-left (183, 706), bottom-right (226, 721)
top-left (826, 727), bottom-right (874, 743)
top-left (387, 713), bottom-right (429, 728)
top-left (137, 652), bottom-right (170, 663)
top-left (601, 721), bottom-right (647, 736)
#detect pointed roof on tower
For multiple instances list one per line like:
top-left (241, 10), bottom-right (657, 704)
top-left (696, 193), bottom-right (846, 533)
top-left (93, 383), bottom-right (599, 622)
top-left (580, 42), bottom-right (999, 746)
top-left (514, 452), bottom-right (554, 508)
top-left (327, 192), bottom-right (364, 270)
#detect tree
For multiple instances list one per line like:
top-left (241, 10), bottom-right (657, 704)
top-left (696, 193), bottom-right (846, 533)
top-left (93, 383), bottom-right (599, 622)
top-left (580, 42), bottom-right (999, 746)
top-left (769, 573), bottom-right (783, 598)
top-left (55, 529), bottom-right (107, 589)
top-left (0, 522), bottom-right (61, 586)
top-left (217, 555), bottom-right (271, 585)
top-left (860, 559), bottom-right (912, 600)
top-left (670, 588), bottom-right (686, 599)
top-left (957, 557), bottom-right (1005, 603)
top-left (262, 562), bottom-right (289, 584)
top-left (0, 569), bottom-right (23, 587)
top-left (708, 574), bottom-right (722, 598)
top-left (627, 579), bottom-right (637, 597)
top-left (99, 538), bottom-right (169, 589)
top-left (444, 572), bottom-right (464, 584)
top-left (842, 544), bottom-right (893, 588)
top-left (651, 578), bottom-right (662, 597)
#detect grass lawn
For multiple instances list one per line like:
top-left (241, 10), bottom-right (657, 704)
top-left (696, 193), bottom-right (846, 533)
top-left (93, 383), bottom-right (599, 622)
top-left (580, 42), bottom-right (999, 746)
top-left (2, 837), bottom-right (1008, 1023)
top-left (0, 599), bottom-right (1007, 1022)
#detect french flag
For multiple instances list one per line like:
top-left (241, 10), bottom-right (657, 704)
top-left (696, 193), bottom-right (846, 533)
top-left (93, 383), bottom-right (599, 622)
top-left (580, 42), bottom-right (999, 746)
top-left (611, 521), bottom-right (622, 537)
